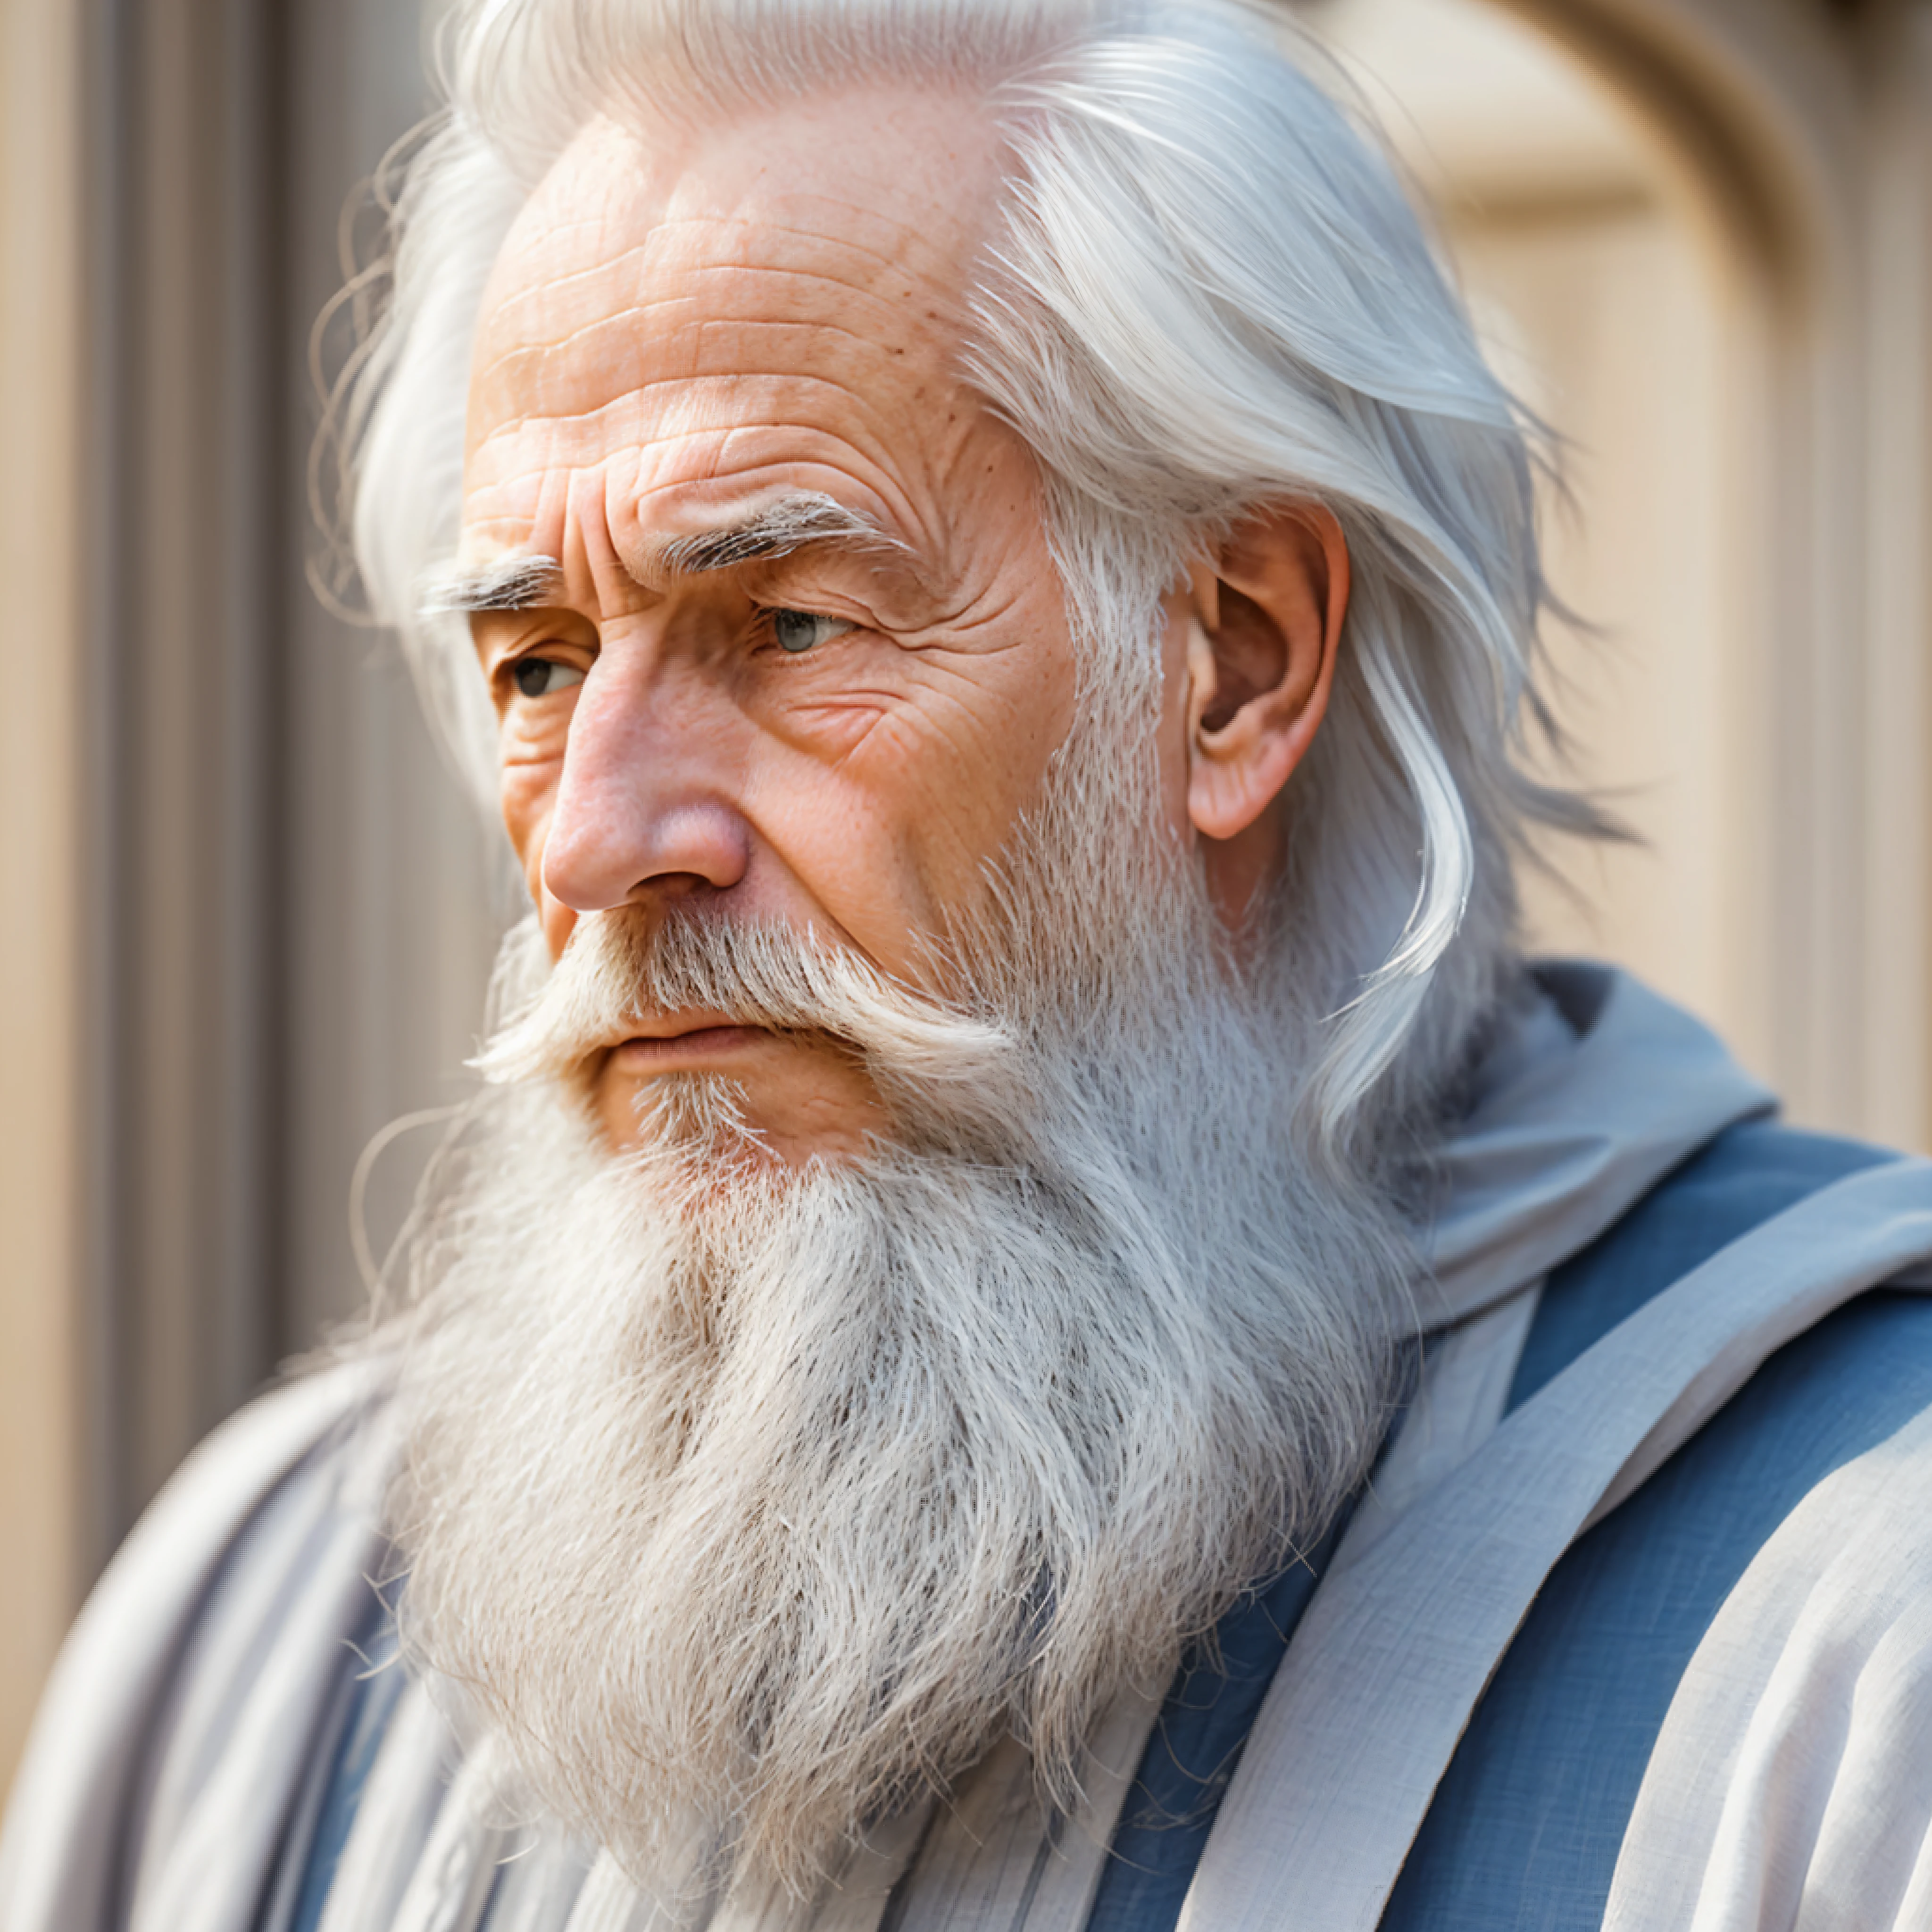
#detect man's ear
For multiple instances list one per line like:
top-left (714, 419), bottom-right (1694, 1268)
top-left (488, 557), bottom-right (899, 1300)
top-left (1185, 504), bottom-right (1349, 842)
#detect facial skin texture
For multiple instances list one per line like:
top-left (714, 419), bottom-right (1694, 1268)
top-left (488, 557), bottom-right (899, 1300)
top-left (460, 89), bottom-right (1349, 1158)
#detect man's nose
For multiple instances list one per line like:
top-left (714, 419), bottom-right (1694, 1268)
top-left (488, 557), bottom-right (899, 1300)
top-left (538, 654), bottom-right (751, 912)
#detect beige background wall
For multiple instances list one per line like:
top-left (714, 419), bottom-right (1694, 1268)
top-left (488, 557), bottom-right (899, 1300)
top-left (0, 0), bottom-right (84, 1806)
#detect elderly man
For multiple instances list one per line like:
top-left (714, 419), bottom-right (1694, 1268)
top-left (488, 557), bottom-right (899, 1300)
top-left (8, 1), bottom-right (1932, 1927)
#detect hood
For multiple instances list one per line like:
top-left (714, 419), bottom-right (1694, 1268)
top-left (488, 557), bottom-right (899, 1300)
top-left (1422, 962), bottom-right (1776, 1331)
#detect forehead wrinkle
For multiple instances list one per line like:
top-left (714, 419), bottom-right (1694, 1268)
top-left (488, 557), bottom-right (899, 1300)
top-left (472, 374), bottom-right (956, 515)
top-left (484, 208), bottom-right (973, 364)
top-left (487, 238), bottom-right (657, 321)
top-left (668, 258), bottom-right (957, 328)
top-left (489, 185), bottom-right (969, 292)
top-left (484, 249), bottom-right (946, 372)
top-left (465, 447), bottom-right (939, 593)
top-left (480, 312), bottom-right (902, 404)
top-left (679, 319), bottom-right (940, 402)
top-left (649, 214), bottom-right (970, 297)
top-left (467, 374), bottom-right (975, 609)
top-left (700, 415), bottom-right (944, 551)
top-left (469, 448), bottom-right (950, 599)
top-left (469, 298), bottom-right (949, 459)
top-left (480, 263), bottom-right (956, 387)
top-left (561, 464), bottom-right (641, 616)
top-left (472, 299), bottom-right (696, 396)
top-left (454, 492), bottom-right (934, 615)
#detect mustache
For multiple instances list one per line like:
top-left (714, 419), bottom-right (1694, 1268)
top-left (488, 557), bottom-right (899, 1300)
top-left (473, 909), bottom-right (1026, 1127)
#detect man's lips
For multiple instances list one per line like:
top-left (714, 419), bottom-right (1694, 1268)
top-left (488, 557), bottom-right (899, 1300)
top-left (603, 1020), bottom-right (773, 1073)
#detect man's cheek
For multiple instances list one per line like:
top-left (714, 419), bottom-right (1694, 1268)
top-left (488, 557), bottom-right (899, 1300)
top-left (498, 757), bottom-right (562, 890)
top-left (849, 705), bottom-right (1036, 872)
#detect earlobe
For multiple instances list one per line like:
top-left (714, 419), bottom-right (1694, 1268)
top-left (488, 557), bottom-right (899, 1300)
top-left (1185, 506), bottom-right (1348, 846)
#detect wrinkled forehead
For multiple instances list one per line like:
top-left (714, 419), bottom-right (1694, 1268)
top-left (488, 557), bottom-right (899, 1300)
top-left (464, 92), bottom-right (1010, 471)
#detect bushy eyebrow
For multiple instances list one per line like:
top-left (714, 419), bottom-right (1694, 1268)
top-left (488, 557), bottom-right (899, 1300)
top-left (645, 493), bottom-right (912, 578)
top-left (419, 553), bottom-right (566, 618)
top-left (421, 493), bottom-right (917, 621)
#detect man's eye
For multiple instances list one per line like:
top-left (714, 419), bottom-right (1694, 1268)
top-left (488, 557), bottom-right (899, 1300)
top-left (511, 658), bottom-right (585, 699)
top-left (770, 609), bottom-right (854, 655)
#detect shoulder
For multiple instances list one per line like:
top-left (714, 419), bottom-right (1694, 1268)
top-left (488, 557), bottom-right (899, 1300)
top-left (0, 1358), bottom-right (392, 1932)
top-left (1605, 1395), bottom-right (1932, 1927)
top-left (1385, 1123), bottom-right (1932, 1931)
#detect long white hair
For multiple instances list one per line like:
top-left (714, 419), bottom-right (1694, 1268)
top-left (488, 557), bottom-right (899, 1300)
top-left (326, 0), bottom-right (1596, 1166)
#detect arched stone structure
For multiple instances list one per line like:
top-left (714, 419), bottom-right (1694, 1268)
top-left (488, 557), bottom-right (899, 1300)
top-left (1498, 0), bottom-right (1932, 1145)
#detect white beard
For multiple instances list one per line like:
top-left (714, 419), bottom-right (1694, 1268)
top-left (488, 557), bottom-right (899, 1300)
top-left (378, 691), bottom-right (1413, 1903)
